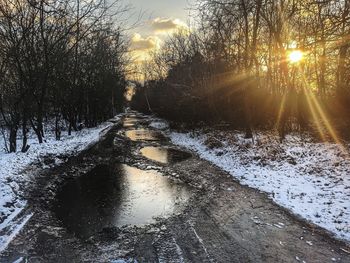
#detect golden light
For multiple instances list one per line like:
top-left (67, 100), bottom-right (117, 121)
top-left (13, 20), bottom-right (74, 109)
top-left (288, 50), bottom-right (303, 63)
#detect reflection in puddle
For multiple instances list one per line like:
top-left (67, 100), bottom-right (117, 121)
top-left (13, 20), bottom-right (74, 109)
top-left (54, 164), bottom-right (190, 238)
top-left (140, 147), bottom-right (192, 164)
top-left (123, 117), bottom-right (139, 128)
top-left (125, 129), bottom-right (166, 142)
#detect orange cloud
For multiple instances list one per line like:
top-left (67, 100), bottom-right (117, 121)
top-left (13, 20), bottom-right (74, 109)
top-left (130, 33), bottom-right (161, 51)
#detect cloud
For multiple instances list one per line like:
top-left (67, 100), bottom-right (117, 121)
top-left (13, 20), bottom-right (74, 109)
top-left (130, 34), bottom-right (161, 63)
top-left (130, 33), bottom-right (160, 51)
top-left (128, 18), bottom-right (189, 65)
top-left (150, 18), bottom-right (188, 34)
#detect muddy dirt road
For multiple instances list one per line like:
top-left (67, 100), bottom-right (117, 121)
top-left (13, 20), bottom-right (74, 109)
top-left (1, 112), bottom-right (349, 262)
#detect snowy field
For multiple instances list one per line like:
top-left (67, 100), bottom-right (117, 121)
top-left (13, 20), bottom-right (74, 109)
top-left (0, 116), bottom-right (119, 253)
top-left (166, 125), bottom-right (350, 243)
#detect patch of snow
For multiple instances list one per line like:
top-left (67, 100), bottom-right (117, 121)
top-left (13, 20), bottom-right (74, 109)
top-left (273, 223), bottom-right (284, 229)
top-left (0, 213), bottom-right (33, 252)
top-left (111, 259), bottom-right (138, 263)
top-left (306, 241), bottom-right (313, 246)
top-left (149, 120), bottom-right (169, 130)
top-left (0, 203), bottom-right (26, 232)
top-left (173, 237), bottom-right (185, 263)
top-left (340, 248), bottom-right (350, 254)
top-left (170, 130), bottom-right (350, 242)
top-left (190, 225), bottom-right (213, 262)
top-left (0, 116), bottom-right (119, 252)
top-left (12, 257), bottom-right (24, 263)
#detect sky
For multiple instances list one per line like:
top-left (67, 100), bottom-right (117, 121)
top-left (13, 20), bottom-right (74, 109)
top-left (124, 0), bottom-right (194, 64)
top-left (128, 0), bottom-right (192, 22)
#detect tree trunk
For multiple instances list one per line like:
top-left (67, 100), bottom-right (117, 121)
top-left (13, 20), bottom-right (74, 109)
top-left (319, 40), bottom-right (326, 97)
top-left (31, 118), bottom-right (44, 144)
top-left (244, 85), bottom-right (253, 139)
top-left (21, 115), bottom-right (30, 153)
top-left (9, 127), bottom-right (17, 153)
top-left (55, 115), bottom-right (61, 140)
top-left (68, 122), bottom-right (72, 136)
top-left (337, 45), bottom-right (348, 94)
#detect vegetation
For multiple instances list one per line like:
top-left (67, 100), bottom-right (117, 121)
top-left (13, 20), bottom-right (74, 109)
top-left (132, 0), bottom-right (350, 141)
top-left (0, 0), bottom-right (129, 152)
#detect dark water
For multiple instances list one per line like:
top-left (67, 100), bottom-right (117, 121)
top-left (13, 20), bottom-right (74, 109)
top-left (54, 164), bottom-right (190, 238)
top-left (140, 147), bottom-right (192, 164)
top-left (125, 129), bottom-right (166, 142)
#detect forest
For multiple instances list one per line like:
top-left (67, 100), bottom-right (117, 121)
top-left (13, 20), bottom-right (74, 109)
top-left (132, 0), bottom-right (350, 142)
top-left (0, 0), bottom-right (128, 153)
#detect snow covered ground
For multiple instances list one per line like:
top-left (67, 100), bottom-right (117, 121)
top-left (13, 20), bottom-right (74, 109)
top-left (0, 116), bottom-right (119, 253)
top-left (165, 125), bottom-right (350, 243)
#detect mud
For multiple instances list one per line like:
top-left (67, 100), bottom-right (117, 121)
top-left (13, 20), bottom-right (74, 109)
top-left (0, 112), bottom-right (349, 263)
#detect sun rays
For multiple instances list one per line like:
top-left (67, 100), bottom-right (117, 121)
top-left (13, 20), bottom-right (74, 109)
top-left (274, 50), bottom-right (349, 155)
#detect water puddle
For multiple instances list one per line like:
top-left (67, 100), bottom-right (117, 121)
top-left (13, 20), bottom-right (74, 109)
top-left (122, 117), bottom-right (139, 128)
top-left (140, 146), bottom-right (192, 164)
top-left (54, 164), bottom-right (190, 238)
top-left (125, 129), bottom-right (166, 142)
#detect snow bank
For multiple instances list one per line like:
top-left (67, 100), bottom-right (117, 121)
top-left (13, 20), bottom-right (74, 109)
top-left (169, 130), bottom-right (350, 242)
top-left (0, 117), bottom-right (118, 252)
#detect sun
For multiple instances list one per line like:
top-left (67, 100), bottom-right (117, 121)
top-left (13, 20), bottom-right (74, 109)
top-left (288, 50), bottom-right (303, 63)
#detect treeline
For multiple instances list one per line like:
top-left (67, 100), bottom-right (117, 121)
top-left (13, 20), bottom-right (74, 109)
top-left (0, 0), bottom-right (128, 153)
top-left (132, 0), bottom-right (350, 140)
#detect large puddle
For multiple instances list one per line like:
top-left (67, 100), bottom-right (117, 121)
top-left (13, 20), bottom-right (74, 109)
top-left (140, 146), bottom-right (192, 164)
top-left (125, 129), bottom-right (166, 142)
top-left (54, 164), bottom-right (190, 238)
